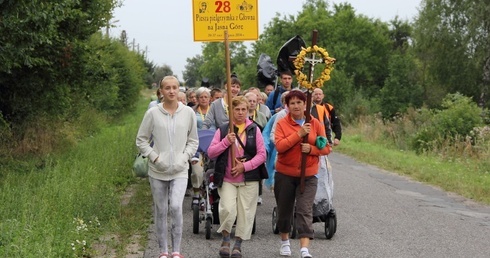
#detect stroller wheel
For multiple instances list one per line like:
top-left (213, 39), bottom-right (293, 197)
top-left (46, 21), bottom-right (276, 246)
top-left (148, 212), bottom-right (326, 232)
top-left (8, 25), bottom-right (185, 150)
top-left (192, 205), bottom-right (200, 234)
top-left (205, 217), bottom-right (212, 239)
top-left (272, 207), bottom-right (279, 234)
top-left (325, 212), bottom-right (337, 239)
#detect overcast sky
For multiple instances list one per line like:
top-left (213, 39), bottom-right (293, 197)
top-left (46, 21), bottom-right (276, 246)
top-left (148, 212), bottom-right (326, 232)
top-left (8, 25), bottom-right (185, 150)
top-left (110, 0), bottom-right (421, 80)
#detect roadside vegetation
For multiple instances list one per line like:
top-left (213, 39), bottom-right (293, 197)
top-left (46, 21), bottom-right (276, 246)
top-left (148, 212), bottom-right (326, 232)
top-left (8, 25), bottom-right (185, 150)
top-left (1, 0), bottom-right (490, 256)
top-left (336, 94), bottom-right (490, 204)
top-left (0, 92), bottom-right (153, 257)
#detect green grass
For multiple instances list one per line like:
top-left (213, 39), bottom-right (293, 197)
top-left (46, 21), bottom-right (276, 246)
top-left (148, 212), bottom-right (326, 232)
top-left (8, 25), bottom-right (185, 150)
top-left (0, 90), bottom-right (154, 257)
top-left (336, 133), bottom-right (490, 205)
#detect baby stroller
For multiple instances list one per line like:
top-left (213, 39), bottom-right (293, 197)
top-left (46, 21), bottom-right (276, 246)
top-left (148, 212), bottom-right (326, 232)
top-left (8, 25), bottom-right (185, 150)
top-left (272, 155), bottom-right (337, 239)
top-left (192, 129), bottom-right (220, 239)
top-left (192, 129), bottom-right (257, 239)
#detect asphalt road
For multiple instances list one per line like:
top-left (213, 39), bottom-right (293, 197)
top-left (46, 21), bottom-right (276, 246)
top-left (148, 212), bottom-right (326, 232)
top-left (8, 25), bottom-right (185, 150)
top-left (143, 152), bottom-right (490, 258)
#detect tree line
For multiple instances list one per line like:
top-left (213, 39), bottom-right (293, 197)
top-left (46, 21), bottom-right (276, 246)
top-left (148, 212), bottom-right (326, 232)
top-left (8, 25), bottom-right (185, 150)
top-left (184, 0), bottom-right (490, 121)
top-left (1, 0), bottom-right (489, 157)
top-left (0, 0), bottom-right (167, 156)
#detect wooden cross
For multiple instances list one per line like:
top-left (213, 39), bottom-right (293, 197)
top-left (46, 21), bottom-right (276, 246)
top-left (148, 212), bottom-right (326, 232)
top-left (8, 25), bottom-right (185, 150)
top-left (293, 30), bottom-right (319, 193)
top-left (285, 30), bottom-right (327, 193)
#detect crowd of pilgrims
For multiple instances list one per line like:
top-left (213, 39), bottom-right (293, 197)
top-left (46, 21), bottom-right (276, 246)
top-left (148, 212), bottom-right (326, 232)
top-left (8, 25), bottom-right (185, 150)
top-left (136, 72), bottom-right (342, 258)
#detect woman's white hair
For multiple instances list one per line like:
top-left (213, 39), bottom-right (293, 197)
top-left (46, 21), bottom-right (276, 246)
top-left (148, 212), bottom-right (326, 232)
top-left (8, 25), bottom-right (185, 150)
top-left (195, 87), bottom-right (211, 97)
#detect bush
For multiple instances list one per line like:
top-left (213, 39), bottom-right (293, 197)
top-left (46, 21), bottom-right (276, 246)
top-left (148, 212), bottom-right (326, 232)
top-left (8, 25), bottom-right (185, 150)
top-left (342, 90), bottom-right (380, 124)
top-left (1, 32), bottom-right (147, 157)
top-left (412, 93), bottom-right (484, 153)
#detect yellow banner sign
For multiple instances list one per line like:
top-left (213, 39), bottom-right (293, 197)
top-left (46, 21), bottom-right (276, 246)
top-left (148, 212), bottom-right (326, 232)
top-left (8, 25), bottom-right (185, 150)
top-left (192, 0), bottom-right (258, 42)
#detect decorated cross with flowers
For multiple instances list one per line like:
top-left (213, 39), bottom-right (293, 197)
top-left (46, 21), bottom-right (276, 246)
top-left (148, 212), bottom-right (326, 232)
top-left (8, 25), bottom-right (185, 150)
top-left (291, 30), bottom-right (335, 193)
top-left (293, 43), bottom-right (336, 91)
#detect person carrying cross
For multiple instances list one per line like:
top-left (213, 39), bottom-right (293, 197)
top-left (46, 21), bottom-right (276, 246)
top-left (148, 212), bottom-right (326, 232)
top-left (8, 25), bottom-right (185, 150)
top-left (274, 90), bottom-right (331, 258)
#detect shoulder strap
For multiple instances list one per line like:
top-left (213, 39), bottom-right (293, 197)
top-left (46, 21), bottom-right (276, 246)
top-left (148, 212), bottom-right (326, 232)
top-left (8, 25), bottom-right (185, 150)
top-left (236, 135), bottom-right (246, 152)
top-left (272, 87), bottom-right (281, 108)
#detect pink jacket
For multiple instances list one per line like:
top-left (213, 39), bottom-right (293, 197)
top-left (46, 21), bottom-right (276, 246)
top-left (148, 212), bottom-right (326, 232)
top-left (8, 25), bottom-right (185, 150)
top-left (207, 119), bottom-right (266, 184)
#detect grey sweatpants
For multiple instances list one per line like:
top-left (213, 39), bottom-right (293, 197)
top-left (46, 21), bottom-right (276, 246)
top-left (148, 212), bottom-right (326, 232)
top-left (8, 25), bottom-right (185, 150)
top-left (149, 176), bottom-right (187, 254)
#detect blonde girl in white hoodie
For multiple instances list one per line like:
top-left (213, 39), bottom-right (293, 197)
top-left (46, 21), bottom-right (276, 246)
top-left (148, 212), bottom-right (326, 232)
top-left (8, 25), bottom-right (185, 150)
top-left (136, 76), bottom-right (198, 258)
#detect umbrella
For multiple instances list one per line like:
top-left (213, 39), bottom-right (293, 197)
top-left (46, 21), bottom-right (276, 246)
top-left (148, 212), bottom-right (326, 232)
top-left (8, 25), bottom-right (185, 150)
top-left (257, 53), bottom-right (277, 86)
top-left (198, 129), bottom-right (216, 153)
top-left (276, 35), bottom-right (306, 73)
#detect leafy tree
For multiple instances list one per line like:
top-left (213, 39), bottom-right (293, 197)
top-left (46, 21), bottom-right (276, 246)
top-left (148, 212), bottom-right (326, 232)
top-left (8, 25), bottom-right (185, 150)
top-left (323, 69), bottom-right (355, 119)
top-left (389, 16), bottom-right (413, 52)
top-left (0, 0), bottom-right (116, 72)
top-left (379, 53), bottom-right (424, 118)
top-left (251, 14), bottom-right (299, 62)
top-left (153, 65), bottom-right (174, 83)
top-left (295, 0), bottom-right (332, 37)
top-left (199, 43), bottom-right (226, 86)
top-left (413, 0), bottom-right (490, 107)
top-left (0, 1), bottom-right (151, 156)
top-left (0, 0), bottom-right (118, 123)
top-left (253, 0), bottom-right (392, 110)
top-left (68, 32), bottom-right (146, 116)
top-left (197, 41), bottom-right (249, 87)
top-left (183, 55), bottom-right (204, 87)
top-left (142, 60), bottom-right (156, 87)
top-left (324, 3), bottom-right (391, 97)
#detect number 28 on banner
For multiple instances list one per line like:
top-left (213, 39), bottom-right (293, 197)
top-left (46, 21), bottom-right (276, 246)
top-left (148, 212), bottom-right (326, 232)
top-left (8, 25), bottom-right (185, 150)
top-left (192, 0), bottom-right (258, 42)
top-left (215, 1), bottom-right (231, 12)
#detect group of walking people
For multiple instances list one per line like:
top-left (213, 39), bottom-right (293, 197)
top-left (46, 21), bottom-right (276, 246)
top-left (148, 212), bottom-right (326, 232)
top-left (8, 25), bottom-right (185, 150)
top-left (136, 72), bottom-right (342, 258)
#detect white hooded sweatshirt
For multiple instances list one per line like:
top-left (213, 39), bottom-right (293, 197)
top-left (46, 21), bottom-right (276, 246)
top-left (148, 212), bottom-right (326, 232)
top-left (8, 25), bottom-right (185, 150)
top-left (136, 102), bottom-right (198, 181)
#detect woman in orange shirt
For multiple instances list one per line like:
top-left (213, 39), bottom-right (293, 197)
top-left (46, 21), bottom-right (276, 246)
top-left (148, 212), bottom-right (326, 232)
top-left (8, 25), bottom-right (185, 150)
top-left (274, 90), bottom-right (331, 258)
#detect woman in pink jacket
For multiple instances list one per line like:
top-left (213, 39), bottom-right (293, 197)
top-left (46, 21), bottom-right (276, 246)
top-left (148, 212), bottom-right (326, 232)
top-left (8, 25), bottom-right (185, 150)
top-left (207, 96), bottom-right (266, 258)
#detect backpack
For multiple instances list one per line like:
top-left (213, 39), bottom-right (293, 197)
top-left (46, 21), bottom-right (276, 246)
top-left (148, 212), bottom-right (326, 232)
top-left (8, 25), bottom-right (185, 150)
top-left (272, 87), bottom-right (281, 109)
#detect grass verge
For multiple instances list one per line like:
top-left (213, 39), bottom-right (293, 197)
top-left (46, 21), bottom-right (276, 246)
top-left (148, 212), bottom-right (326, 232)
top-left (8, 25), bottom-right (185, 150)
top-left (336, 131), bottom-right (490, 205)
top-left (0, 90), bottom-right (154, 257)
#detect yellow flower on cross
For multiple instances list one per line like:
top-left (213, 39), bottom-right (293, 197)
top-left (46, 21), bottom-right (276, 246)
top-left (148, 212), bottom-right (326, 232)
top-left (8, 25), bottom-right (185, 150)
top-left (293, 45), bottom-right (336, 90)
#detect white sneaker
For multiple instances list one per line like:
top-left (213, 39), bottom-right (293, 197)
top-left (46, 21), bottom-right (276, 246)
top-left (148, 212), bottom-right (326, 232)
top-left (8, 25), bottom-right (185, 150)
top-left (280, 243), bottom-right (291, 256)
top-left (257, 196), bottom-right (263, 205)
top-left (300, 250), bottom-right (312, 258)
